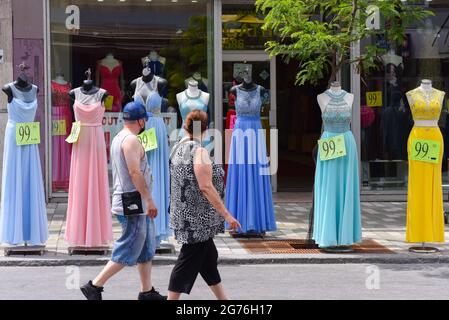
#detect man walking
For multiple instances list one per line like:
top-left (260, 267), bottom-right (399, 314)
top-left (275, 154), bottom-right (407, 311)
top-left (80, 102), bottom-right (166, 301)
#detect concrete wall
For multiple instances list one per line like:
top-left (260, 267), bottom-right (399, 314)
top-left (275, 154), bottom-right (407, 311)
top-left (0, 0), bottom-right (13, 192)
top-left (11, 0), bottom-right (47, 193)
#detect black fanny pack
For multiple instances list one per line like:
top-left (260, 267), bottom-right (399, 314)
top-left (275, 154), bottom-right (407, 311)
top-left (122, 191), bottom-right (144, 216)
top-left (113, 133), bottom-right (148, 217)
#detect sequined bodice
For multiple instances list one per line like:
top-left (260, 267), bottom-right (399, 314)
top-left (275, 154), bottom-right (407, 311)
top-left (322, 90), bottom-right (352, 133)
top-left (235, 86), bottom-right (262, 117)
top-left (408, 88), bottom-right (444, 121)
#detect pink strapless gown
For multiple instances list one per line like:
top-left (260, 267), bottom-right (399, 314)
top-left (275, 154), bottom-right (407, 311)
top-left (65, 100), bottom-right (112, 247)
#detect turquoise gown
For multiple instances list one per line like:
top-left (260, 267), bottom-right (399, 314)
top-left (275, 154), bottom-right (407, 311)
top-left (313, 90), bottom-right (362, 248)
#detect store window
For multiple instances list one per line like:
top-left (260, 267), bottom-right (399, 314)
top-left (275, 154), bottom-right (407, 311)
top-left (360, 4), bottom-right (449, 191)
top-left (49, 0), bottom-right (214, 194)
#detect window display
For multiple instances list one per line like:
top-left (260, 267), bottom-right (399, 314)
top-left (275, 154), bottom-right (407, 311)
top-left (360, 8), bottom-right (449, 191)
top-left (49, 0), bottom-right (214, 194)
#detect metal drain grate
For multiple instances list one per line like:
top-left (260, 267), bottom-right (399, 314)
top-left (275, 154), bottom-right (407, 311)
top-left (239, 239), bottom-right (394, 255)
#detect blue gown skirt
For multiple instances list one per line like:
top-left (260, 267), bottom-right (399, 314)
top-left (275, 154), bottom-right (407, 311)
top-left (146, 117), bottom-right (171, 244)
top-left (225, 116), bottom-right (276, 233)
top-left (0, 121), bottom-right (48, 245)
top-left (313, 130), bottom-right (362, 248)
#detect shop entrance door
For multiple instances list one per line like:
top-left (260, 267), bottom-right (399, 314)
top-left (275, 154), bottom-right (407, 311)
top-left (222, 51), bottom-right (277, 191)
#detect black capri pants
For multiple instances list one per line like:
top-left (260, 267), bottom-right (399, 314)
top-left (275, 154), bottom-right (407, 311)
top-left (169, 238), bottom-right (222, 295)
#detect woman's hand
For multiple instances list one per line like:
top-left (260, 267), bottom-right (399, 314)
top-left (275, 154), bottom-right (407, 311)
top-left (225, 214), bottom-right (242, 232)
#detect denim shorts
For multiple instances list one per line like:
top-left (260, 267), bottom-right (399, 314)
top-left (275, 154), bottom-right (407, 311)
top-left (111, 215), bottom-right (156, 267)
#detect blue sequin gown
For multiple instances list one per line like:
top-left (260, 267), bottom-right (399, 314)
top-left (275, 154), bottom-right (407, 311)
top-left (225, 86), bottom-right (276, 233)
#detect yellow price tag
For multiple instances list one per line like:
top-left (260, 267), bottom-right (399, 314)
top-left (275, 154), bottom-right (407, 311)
top-left (52, 120), bottom-right (67, 136)
top-left (16, 122), bottom-right (41, 146)
top-left (138, 128), bottom-right (158, 152)
top-left (66, 121), bottom-right (81, 144)
top-left (318, 135), bottom-right (347, 161)
top-left (411, 139), bottom-right (440, 164)
top-left (366, 91), bottom-right (382, 107)
top-left (104, 95), bottom-right (114, 111)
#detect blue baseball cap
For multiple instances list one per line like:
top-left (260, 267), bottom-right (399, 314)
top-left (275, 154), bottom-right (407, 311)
top-left (122, 101), bottom-right (151, 121)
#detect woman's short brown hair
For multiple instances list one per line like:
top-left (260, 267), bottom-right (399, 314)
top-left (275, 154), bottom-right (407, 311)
top-left (184, 110), bottom-right (209, 135)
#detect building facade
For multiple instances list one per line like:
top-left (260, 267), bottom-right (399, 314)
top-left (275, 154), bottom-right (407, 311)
top-left (0, 0), bottom-right (448, 200)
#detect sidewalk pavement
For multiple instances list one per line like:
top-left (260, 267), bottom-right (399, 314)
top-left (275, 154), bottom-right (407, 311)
top-left (2, 201), bottom-right (449, 266)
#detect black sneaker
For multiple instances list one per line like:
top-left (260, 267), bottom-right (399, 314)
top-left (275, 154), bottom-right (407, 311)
top-left (80, 281), bottom-right (104, 301)
top-left (138, 288), bottom-right (167, 301)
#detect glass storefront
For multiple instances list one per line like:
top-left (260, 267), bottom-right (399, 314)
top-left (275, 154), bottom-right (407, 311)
top-left (49, 0), bottom-right (214, 194)
top-left (360, 4), bottom-right (449, 191)
top-left (42, 0), bottom-right (449, 197)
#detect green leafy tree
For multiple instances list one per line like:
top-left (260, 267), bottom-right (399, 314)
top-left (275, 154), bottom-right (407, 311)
top-left (256, 0), bottom-right (433, 86)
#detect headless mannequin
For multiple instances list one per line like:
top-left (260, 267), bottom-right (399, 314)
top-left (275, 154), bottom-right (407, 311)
top-left (316, 81), bottom-right (355, 254)
top-left (382, 48), bottom-right (404, 68)
top-left (130, 65), bottom-right (168, 103)
top-left (406, 79), bottom-right (444, 128)
top-left (176, 80), bottom-right (210, 107)
top-left (229, 69), bottom-right (267, 101)
top-left (406, 79), bottom-right (443, 254)
top-left (317, 82), bottom-right (354, 112)
top-left (96, 53), bottom-right (125, 95)
top-left (53, 71), bottom-right (68, 86)
top-left (142, 50), bottom-right (167, 66)
top-left (2, 66), bottom-right (38, 103)
top-left (69, 69), bottom-right (109, 121)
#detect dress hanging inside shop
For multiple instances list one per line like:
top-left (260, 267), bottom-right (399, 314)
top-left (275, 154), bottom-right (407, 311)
top-left (51, 80), bottom-right (73, 192)
top-left (313, 90), bottom-right (362, 248)
top-left (97, 60), bottom-right (123, 112)
top-left (134, 77), bottom-right (171, 244)
top-left (225, 86), bottom-right (276, 234)
top-left (65, 88), bottom-right (112, 247)
top-left (0, 85), bottom-right (48, 245)
top-left (406, 87), bottom-right (445, 243)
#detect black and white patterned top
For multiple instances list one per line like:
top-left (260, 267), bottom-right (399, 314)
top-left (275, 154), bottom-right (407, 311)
top-left (170, 139), bottom-right (225, 244)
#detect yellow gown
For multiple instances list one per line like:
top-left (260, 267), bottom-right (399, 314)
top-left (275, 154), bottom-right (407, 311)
top-left (406, 87), bottom-right (445, 243)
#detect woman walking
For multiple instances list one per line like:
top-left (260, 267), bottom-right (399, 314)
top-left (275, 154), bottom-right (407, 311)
top-left (168, 110), bottom-right (241, 300)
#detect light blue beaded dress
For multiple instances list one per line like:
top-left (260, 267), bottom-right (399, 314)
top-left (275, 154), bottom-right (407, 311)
top-left (313, 90), bottom-right (362, 248)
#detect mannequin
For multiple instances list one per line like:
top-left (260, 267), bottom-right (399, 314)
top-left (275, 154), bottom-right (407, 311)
top-left (185, 72), bottom-right (209, 93)
top-left (69, 69), bottom-right (109, 123)
top-left (96, 53), bottom-right (124, 112)
top-left (130, 59), bottom-right (168, 99)
top-left (2, 63), bottom-right (38, 104)
top-left (405, 80), bottom-right (445, 254)
top-left (225, 66), bottom-right (276, 235)
top-left (0, 62), bottom-right (48, 250)
top-left (51, 71), bottom-right (72, 192)
top-left (65, 68), bottom-right (113, 249)
top-left (53, 70), bottom-right (69, 86)
top-left (70, 68), bottom-right (109, 103)
top-left (177, 80), bottom-right (210, 107)
top-left (132, 59), bottom-right (171, 250)
top-left (382, 48), bottom-right (404, 68)
top-left (176, 80), bottom-right (211, 144)
top-left (229, 67), bottom-right (268, 100)
top-left (317, 82), bottom-right (354, 112)
top-left (313, 81), bottom-right (361, 253)
top-left (141, 50), bottom-right (166, 77)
